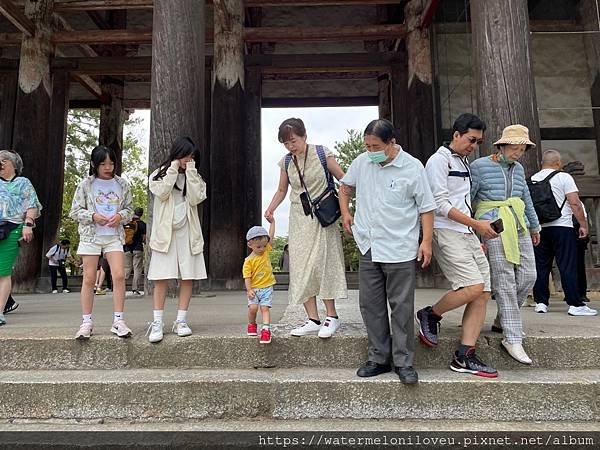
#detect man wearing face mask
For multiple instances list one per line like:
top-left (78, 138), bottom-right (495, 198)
top-left (418, 113), bottom-right (499, 378)
top-left (340, 119), bottom-right (436, 384)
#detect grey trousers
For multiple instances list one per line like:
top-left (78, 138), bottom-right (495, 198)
top-left (358, 250), bottom-right (416, 368)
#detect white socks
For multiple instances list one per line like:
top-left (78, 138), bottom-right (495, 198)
top-left (82, 314), bottom-right (92, 323)
top-left (176, 309), bottom-right (187, 323)
top-left (113, 312), bottom-right (124, 323)
top-left (152, 309), bottom-right (187, 323)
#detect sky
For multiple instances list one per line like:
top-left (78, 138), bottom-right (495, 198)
top-left (126, 106), bottom-right (379, 236)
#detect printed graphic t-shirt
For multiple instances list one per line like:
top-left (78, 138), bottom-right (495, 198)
top-left (92, 178), bottom-right (122, 235)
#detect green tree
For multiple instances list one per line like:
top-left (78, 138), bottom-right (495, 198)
top-left (60, 110), bottom-right (148, 252)
top-left (334, 129), bottom-right (365, 271)
top-left (269, 236), bottom-right (288, 271)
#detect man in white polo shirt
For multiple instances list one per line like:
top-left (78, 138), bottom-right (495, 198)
top-left (418, 113), bottom-right (499, 378)
top-left (340, 119), bottom-right (436, 384)
top-left (530, 149), bottom-right (596, 316)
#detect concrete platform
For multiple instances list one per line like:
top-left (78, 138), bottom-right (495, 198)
top-left (0, 289), bottom-right (598, 427)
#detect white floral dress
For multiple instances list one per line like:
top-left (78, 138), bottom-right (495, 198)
top-left (278, 145), bottom-right (347, 305)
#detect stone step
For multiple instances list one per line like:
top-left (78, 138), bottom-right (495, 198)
top-left (1, 332), bottom-right (599, 371)
top-left (0, 368), bottom-right (598, 422)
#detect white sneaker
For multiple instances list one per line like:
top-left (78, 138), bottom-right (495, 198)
top-left (172, 321), bottom-right (193, 337)
top-left (534, 303), bottom-right (548, 313)
top-left (62, 289), bottom-right (70, 293)
top-left (318, 316), bottom-right (340, 338)
top-left (52, 290), bottom-right (58, 294)
top-left (290, 319), bottom-right (321, 336)
top-left (110, 319), bottom-right (132, 338)
top-left (501, 339), bottom-right (532, 365)
top-left (146, 320), bottom-right (163, 343)
top-left (75, 322), bottom-right (93, 340)
top-left (568, 305), bottom-right (598, 316)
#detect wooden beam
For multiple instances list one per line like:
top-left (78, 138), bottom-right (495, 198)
top-left (54, 0), bottom-right (152, 11)
top-left (245, 24), bottom-right (406, 42)
top-left (50, 52), bottom-right (399, 75)
top-left (49, 24), bottom-right (405, 45)
top-left (0, 32), bottom-right (22, 45)
top-left (52, 29), bottom-right (153, 45)
top-left (54, 0), bottom-right (403, 11)
top-left (262, 96), bottom-right (378, 107)
top-left (0, 0), bottom-right (35, 36)
top-left (435, 20), bottom-right (584, 34)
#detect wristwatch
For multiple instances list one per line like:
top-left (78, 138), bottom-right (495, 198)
top-left (24, 221), bottom-right (34, 227)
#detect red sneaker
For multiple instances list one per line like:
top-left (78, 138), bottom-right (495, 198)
top-left (259, 327), bottom-right (271, 344)
top-left (247, 323), bottom-right (258, 336)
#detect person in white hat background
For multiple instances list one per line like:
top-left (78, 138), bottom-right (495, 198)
top-left (470, 124), bottom-right (541, 365)
top-left (243, 219), bottom-right (276, 344)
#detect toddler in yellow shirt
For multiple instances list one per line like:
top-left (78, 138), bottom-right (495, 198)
top-left (243, 218), bottom-right (276, 344)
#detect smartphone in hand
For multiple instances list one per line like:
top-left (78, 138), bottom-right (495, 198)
top-left (491, 218), bottom-right (504, 233)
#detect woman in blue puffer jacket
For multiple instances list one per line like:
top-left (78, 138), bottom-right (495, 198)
top-left (470, 124), bottom-right (540, 365)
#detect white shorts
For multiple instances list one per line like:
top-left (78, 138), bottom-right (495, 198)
top-left (77, 235), bottom-right (123, 256)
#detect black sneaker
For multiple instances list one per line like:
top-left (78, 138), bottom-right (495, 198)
top-left (3, 295), bottom-right (18, 314)
top-left (415, 306), bottom-right (441, 347)
top-left (450, 349), bottom-right (498, 378)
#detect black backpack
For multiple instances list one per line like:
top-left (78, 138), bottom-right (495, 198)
top-left (526, 170), bottom-right (566, 224)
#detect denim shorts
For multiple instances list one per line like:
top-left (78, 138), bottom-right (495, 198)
top-left (248, 286), bottom-right (273, 308)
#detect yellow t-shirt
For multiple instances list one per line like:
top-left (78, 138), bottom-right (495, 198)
top-left (242, 244), bottom-right (276, 289)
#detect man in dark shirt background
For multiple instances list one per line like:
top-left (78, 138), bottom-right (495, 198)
top-left (124, 207), bottom-right (147, 296)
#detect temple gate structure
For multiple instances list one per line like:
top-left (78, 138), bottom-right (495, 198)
top-left (0, 0), bottom-right (598, 291)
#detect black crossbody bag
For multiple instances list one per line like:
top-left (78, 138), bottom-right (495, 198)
top-left (288, 145), bottom-right (341, 227)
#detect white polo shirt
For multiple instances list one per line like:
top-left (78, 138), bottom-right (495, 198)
top-left (530, 169), bottom-right (578, 228)
top-left (341, 147), bottom-right (436, 263)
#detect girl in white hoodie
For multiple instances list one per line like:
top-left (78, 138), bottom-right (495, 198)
top-left (146, 137), bottom-right (207, 343)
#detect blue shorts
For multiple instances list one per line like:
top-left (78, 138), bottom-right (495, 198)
top-left (248, 286), bottom-right (273, 308)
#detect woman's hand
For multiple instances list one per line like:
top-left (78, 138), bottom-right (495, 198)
top-left (531, 232), bottom-right (540, 246)
top-left (21, 226), bottom-right (33, 243)
top-left (106, 213), bottom-right (122, 228)
top-left (264, 209), bottom-right (274, 222)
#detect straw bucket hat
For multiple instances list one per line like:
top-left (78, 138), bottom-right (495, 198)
top-left (493, 124), bottom-right (536, 148)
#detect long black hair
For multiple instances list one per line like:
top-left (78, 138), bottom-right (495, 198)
top-left (89, 145), bottom-right (117, 177)
top-left (152, 136), bottom-right (199, 196)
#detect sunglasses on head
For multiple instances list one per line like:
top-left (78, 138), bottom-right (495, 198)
top-left (465, 136), bottom-right (484, 145)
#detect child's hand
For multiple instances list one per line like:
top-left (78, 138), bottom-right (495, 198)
top-left (266, 215), bottom-right (274, 224)
top-left (92, 213), bottom-right (109, 226)
top-left (106, 213), bottom-right (122, 228)
top-left (247, 290), bottom-right (256, 300)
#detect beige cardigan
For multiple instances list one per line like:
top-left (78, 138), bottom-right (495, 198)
top-left (149, 160), bottom-right (207, 255)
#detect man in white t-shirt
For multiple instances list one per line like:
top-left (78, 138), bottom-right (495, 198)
top-left (530, 150), bottom-right (596, 316)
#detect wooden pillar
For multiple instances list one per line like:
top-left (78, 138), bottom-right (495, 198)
top-left (405, 0), bottom-right (435, 164)
top-left (390, 49), bottom-right (408, 149)
top-left (244, 67), bottom-right (262, 238)
top-left (0, 72), bottom-right (18, 149)
top-left (12, 0), bottom-right (69, 291)
top-left (210, 0), bottom-right (245, 289)
top-left (471, 0), bottom-right (541, 175)
top-left (378, 73), bottom-right (391, 121)
top-left (149, 0), bottom-right (205, 292)
top-left (99, 10), bottom-right (127, 174)
top-left (579, 0), bottom-right (600, 175)
top-left (99, 76), bottom-right (125, 174)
